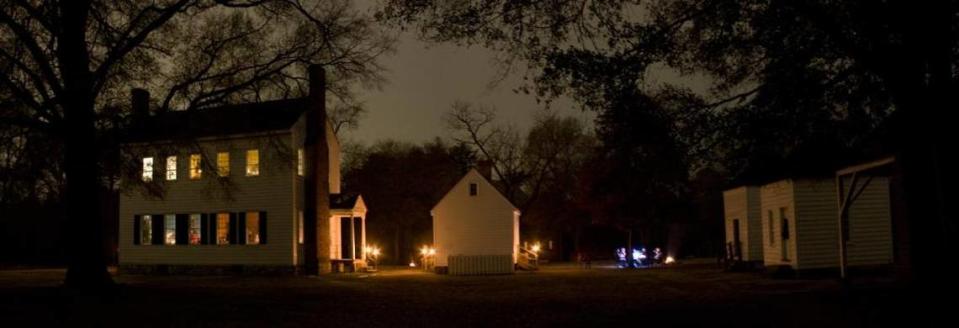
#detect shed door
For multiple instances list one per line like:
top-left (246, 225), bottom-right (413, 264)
top-left (732, 219), bottom-right (742, 259)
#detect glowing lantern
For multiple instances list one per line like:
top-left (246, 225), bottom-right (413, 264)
top-left (531, 243), bottom-right (541, 254)
top-left (665, 256), bottom-right (675, 264)
top-left (409, 261), bottom-right (416, 267)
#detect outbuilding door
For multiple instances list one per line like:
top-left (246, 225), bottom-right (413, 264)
top-left (732, 219), bottom-right (742, 260)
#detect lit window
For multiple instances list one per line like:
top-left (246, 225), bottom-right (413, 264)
top-left (246, 212), bottom-right (260, 245)
top-left (298, 211), bottom-right (304, 244)
top-left (164, 214), bottom-right (176, 245)
top-left (189, 154), bottom-right (202, 179)
top-left (217, 152), bottom-right (230, 177)
top-left (142, 157), bottom-right (154, 181)
top-left (469, 183), bottom-right (477, 196)
top-left (246, 150), bottom-right (259, 176)
top-left (189, 214), bottom-right (201, 245)
top-left (297, 148), bottom-right (304, 176)
top-left (140, 216), bottom-right (152, 244)
top-left (166, 156), bottom-right (177, 180)
top-left (217, 213), bottom-right (230, 245)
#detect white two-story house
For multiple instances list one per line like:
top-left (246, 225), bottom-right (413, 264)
top-left (118, 67), bottom-right (366, 274)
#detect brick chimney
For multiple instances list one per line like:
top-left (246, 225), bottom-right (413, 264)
top-left (303, 64), bottom-right (331, 275)
top-left (131, 88), bottom-right (150, 125)
top-left (477, 160), bottom-right (494, 181)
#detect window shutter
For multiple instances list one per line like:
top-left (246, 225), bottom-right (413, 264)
top-left (151, 214), bottom-right (163, 245)
top-left (200, 214), bottom-right (209, 245)
top-left (237, 212), bottom-right (247, 245)
top-left (259, 211), bottom-right (268, 244)
top-left (175, 214), bottom-right (189, 245)
top-left (208, 213), bottom-right (218, 243)
top-left (228, 212), bottom-right (238, 244)
top-left (133, 215), bottom-right (141, 245)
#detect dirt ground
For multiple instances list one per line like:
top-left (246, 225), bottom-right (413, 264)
top-left (0, 261), bottom-right (931, 327)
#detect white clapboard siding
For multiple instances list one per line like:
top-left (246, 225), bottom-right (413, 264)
top-left (842, 177), bottom-right (894, 266)
top-left (792, 179), bottom-right (839, 270)
top-left (723, 186), bottom-right (763, 262)
top-left (119, 134), bottom-right (296, 266)
top-left (759, 180), bottom-right (798, 267)
top-left (448, 255), bottom-right (514, 275)
top-left (432, 169), bottom-right (519, 268)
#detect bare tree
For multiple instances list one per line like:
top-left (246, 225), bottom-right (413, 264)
top-left (328, 102), bottom-right (367, 136)
top-left (0, 0), bottom-right (395, 288)
top-left (443, 101), bottom-right (527, 203)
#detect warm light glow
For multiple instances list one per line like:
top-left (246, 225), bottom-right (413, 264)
top-left (245, 149), bottom-right (259, 176)
top-left (420, 245), bottom-right (436, 257)
top-left (409, 261), bottom-right (416, 267)
top-left (665, 256), bottom-right (675, 264)
top-left (217, 152), bottom-right (230, 177)
top-left (364, 245), bottom-right (381, 258)
top-left (297, 148), bottom-right (304, 176)
top-left (189, 154), bottom-right (202, 179)
top-left (531, 243), bottom-right (541, 253)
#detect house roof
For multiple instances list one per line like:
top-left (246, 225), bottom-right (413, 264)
top-left (330, 193), bottom-right (362, 210)
top-left (124, 98), bottom-right (311, 143)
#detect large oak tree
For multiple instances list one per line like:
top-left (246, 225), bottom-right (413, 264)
top-left (1, 0), bottom-right (394, 288)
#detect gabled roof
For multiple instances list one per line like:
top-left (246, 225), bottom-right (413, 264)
top-left (330, 193), bottom-right (362, 210)
top-left (431, 168), bottom-right (519, 213)
top-left (124, 98), bottom-right (311, 143)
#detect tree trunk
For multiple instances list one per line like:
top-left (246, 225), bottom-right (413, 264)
top-left (58, 0), bottom-right (113, 289)
top-left (895, 2), bottom-right (956, 288)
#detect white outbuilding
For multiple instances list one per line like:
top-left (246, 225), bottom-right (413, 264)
top-left (759, 178), bottom-right (893, 271)
top-left (431, 168), bottom-right (521, 275)
top-left (722, 186), bottom-right (763, 264)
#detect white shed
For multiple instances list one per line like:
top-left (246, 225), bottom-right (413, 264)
top-left (760, 178), bottom-right (893, 271)
top-left (431, 169), bottom-right (520, 275)
top-left (722, 186), bottom-right (763, 263)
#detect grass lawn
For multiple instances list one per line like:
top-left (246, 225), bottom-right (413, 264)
top-left (0, 260), bottom-right (927, 327)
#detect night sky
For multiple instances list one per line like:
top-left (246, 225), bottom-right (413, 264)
top-left (347, 29), bottom-right (592, 144)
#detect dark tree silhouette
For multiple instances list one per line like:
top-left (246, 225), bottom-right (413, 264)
top-left (1, 0), bottom-right (394, 289)
top-left (342, 139), bottom-right (469, 264)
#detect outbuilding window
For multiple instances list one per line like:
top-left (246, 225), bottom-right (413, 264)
top-left (298, 211), bottom-right (304, 244)
top-left (767, 210), bottom-right (774, 246)
top-left (297, 148), bottom-right (304, 176)
top-left (469, 183), bottom-right (477, 196)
